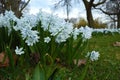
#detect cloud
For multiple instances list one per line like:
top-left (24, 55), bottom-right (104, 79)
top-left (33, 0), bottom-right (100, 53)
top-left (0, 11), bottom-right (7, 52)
top-left (29, 0), bottom-right (54, 14)
top-left (29, 7), bottom-right (39, 15)
top-left (29, 0), bottom-right (102, 19)
top-left (29, 0), bottom-right (51, 9)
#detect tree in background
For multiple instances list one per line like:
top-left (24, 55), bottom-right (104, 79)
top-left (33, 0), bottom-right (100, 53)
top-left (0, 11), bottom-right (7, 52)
top-left (54, 0), bottom-right (73, 21)
top-left (74, 17), bottom-right (107, 28)
top-left (74, 18), bottom-right (88, 28)
top-left (54, 0), bottom-right (106, 27)
top-left (0, 0), bottom-right (30, 17)
top-left (82, 0), bottom-right (106, 28)
top-left (95, 0), bottom-right (120, 28)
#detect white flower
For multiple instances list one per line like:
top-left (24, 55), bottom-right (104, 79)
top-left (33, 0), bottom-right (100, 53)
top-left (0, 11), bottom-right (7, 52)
top-left (55, 22), bottom-right (73, 43)
top-left (0, 10), bottom-right (18, 27)
top-left (55, 33), bottom-right (68, 43)
top-left (44, 37), bottom-right (51, 43)
top-left (24, 30), bottom-right (40, 46)
top-left (15, 46), bottom-right (24, 55)
top-left (14, 12), bottom-right (39, 46)
top-left (79, 26), bottom-right (93, 40)
top-left (22, 13), bottom-right (38, 27)
top-left (0, 10), bottom-right (18, 34)
top-left (86, 51), bottom-right (100, 61)
top-left (37, 10), bottom-right (51, 31)
top-left (72, 28), bottom-right (80, 40)
top-left (37, 10), bottom-right (74, 43)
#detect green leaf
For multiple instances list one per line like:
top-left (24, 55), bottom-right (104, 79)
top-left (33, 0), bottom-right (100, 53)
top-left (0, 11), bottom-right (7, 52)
top-left (48, 68), bottom-right (58, 80)
top-left (25, 73), bottom-right (31, 80)
top-left (32, 63), bottom-right (45, 80)
top-left (5, 46), bottom-right (15, 71)
top-left (79, 58), bottom-right (89, 80)
top-left (73, 37), bottom-right (83, 54)
top-left (79, 64), bottom-right (88, 80)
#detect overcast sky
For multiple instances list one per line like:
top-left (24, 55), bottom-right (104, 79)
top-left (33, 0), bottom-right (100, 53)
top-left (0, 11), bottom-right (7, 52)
top-left (29, 0), bottom-right (105, 20)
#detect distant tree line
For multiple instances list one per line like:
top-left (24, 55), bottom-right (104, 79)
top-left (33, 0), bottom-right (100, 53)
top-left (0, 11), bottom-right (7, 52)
top-left (54, 0), bottom-right (120, 28)
top-left (0, 0), bottom-right (119, 28)
top-left (97, 0), bottom-right (120, 28)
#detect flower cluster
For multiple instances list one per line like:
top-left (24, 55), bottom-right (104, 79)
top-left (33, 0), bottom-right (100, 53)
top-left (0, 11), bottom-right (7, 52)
top-left (0, 10), bottom-right (18, 33)
top-left (37, 10), bottom-right (74, 43)
top-left (72, 26), bottom-right (93, 40)
top-left (1, 10), bottom-right (119, 58)
top-left (14, 13), bottom-right (40, 46)
top-left (1, 10), bottom-right (119, 46)
top-left (55, 22), bottom-right (73, 43)
top-left (0, 10), bottom-right (17, 27)
top-left (80, 26), bottom-right (93, 40)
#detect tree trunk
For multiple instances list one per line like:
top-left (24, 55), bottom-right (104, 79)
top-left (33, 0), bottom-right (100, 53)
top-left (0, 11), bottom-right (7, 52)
top-left (9, 0), bottom-right (22, 17)
top-left (3, 0), bottom-right (22, 17)
top-left (0, 0), bottom-right (29, 18)
top-left (117, 13), bottom-right (120, 28)
top-left (86, 7), bottom-right (94, 28)
top-left (82, 0), bottom-right (94, 28)
top-left (66, 4), bottom-right (69, 21)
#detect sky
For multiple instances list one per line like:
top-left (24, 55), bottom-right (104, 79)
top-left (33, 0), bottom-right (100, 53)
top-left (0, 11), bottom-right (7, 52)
top-left (29, 0), bottom-right (105, 20)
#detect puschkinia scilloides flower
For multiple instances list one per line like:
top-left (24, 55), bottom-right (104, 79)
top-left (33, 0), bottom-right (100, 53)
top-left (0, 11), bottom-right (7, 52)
top-left (25, 30), bottom-right (39, 46)
top-left (0, 10), bottom-right (18, 34)
top-left (15, 46), bottom-right (24, 55)
top-left (55, 22), bottom-right (73, 43)
top-left (79, 26), bottom-right (93, 40)
top-left (14, 12), bottom-right (38, 31)
top-left (37, 10), bottom-right (52, 31)
top-left (86, 51), bottom-right (100, 61)
top-left (72, 28), bottom-right (81, 40)
top-left (44, 37), bottom-right (51, 43)
top-left (0, 10), bottom-right (18, 27)
top-left (37, 10), bottom-right (74, 43)
top-left (14, 13), bottom-right (40, 46)
top-left (21, 27), bottom-right (39, 46)
top-left (15, 24), bottom-right (40, 46)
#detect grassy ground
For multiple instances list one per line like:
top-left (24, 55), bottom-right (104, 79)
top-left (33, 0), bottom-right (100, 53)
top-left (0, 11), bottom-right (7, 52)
top-left (84, 32), bottom-right (120, 80)
top-left (0, 33), bottom-right (120, 80)
top-left (55, 32), bottom-right (120, 80)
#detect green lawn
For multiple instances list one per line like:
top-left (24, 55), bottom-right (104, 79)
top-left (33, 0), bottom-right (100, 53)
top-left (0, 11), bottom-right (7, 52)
top-left (0, 33), bottom-right (120, 80)
top-left (84, 33), bottom-right (120, 80)
top-left (55, 33), bottom-right (120, 80)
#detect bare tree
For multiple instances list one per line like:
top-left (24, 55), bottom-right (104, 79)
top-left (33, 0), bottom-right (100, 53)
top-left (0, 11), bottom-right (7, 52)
top-left (0, 0), bottom-right (30, 17)
top-left (54, 0), bottom-right (73, 21)
top-left (54, 0), bottom-right (106, 27)
top-left (95, 0), bottom-right (120, 28)
top-left (82, 0), bottom-right (106, 28)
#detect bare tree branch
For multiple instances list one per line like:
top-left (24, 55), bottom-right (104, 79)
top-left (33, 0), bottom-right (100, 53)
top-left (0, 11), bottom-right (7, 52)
top-left (109, 15), bottom-right (117, 22)
top-left (20, 0), bottom-right (30, 12)
top-left (94, 7), bottom-right (118, 15)
top-left (93, 0), bottom-right (107, 7)
top-left (54, 0), bottom-right (64, 9)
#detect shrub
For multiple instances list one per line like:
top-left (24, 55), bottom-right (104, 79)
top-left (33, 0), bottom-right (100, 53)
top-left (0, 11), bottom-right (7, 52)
top-left (74, 18), bottom-right (88, 28)
top-left (74, 18), bottom-right (107, 28)
top-left (94, 18), bottom-right (107, 28)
